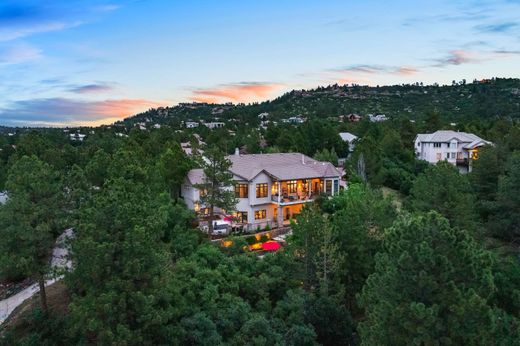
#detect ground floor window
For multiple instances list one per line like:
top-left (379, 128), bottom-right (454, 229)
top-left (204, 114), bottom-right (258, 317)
top-left (234, 211), bottom-right (248, 223)
top-left (325, 180), bottom-right (332, 195)
top-left (333, 179), bottom-right (339, 194)
top-left (255, 209), bottom-right (266, 220)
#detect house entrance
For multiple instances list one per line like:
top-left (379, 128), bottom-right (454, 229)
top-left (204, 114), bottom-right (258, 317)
top-left (284, 207), bottom-right (291, 221)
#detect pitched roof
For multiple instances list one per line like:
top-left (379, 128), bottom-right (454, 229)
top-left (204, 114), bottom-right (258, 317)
top-left (415, 130), bottom-right (490, 145)
top-left (227, 153), bottom-right (342, 181)
top-left (339, 132), bottom-right (358, 142)
top-left (186, 169), bottom-right (204, 185)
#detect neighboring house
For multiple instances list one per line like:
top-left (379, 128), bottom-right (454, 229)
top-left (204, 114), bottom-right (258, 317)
top-left (69, 133), bottom-right (86, 142)
top-left (339, 132), bottom-right (358, 152)
top-left (204, 122), bottom-right (225, 129)
top-left (282, 116), bottom-right (305, 124)
top-left (414, 130), bottom-right (492, 173)
top-left (339, 114), bottom-right (361, 122)
top-left (368, 114), bottom-right (388, 122)
top-left (185, 121), bottom-right (199, 128)
top-left (182, 153), bottom-right (342, 231)
top-left (0, 192), bottom-right (7, 205)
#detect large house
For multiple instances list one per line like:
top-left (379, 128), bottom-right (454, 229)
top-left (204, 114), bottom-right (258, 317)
top-left (182, 153), bottom-right (342, 230)
top-left (414, 130), bottom-right (492, 173)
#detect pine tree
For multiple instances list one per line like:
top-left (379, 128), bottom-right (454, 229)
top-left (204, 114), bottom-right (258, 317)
top-left (195, 147), bottom-right (237, 235)
top-left (0, 155), bottom-right (63, 312)
top-left (358, 212), bottom-right (502, 345)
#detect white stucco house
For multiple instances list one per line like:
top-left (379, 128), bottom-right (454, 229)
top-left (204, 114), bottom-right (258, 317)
top-left (203, 122), bottom-right (225, 129)
top-left (185, 121), bottom-right (199, 128)
top-left (182, 153), bottom-right (342, 231)
top-left (414, 130), bottom-right (492, 173)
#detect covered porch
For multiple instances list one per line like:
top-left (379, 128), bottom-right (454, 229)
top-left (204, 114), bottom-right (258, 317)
top-left (270, 178), bottom-right (324, 204)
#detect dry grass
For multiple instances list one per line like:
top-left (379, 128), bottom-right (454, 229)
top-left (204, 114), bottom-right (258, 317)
top-left (1, 281), bottom-right (70, 336)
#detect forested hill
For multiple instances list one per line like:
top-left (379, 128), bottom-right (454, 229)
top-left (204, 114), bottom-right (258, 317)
top-left (122, 78), bottom-right (520, 126)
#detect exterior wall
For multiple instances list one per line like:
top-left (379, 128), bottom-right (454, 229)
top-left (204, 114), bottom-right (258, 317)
top-left (415, 140), bottom-right (469, 165)
top-left (181, 183), bottom-right (200, 210)
top-left (249, 172), bottom-right (272, 206)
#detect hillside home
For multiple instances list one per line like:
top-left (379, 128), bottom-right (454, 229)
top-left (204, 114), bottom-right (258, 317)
top-left (369, 114), bottom-right (388, 122)
top-left (414, 130), bottom-right (492, 173)
top-left (339, 132), bottom-right (358, 152)
top-left (185, 121), bottom-right (199, 128)
top-left (204, 122), bottom-right (225, 129)
top-left (182, 153), bottom-right (342, 231)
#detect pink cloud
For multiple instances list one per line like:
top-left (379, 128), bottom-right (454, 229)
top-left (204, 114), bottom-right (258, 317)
top-left (190, 82), bottom-right (283, 103)
top-left (0, 97), bottom-right (169, 127)
top-left (394, 66), bottom-right (419, 75)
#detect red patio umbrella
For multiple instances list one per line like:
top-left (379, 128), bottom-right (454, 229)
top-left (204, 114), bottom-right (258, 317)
top-left (262, 240), bottom-right (281, 251)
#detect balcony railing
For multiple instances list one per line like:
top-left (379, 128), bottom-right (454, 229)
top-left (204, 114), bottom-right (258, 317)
top-left (271, 193), bottom-right (318, 204)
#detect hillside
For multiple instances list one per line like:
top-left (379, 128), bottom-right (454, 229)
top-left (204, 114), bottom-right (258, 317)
top-left (121, 78), bottom-right (520, 127)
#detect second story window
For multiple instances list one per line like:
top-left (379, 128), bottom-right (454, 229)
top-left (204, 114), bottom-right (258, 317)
top-left (235, 183), bottom-right (248, 198)
top-left (287, 180), bottom-right (297, 193)
top-left (434, 143), bottom-right (441, 148)
top-left (256, 183), bottom-right (268, 198)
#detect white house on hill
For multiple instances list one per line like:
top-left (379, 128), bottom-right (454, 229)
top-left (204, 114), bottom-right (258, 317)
top-left (339, 132), bottom-right (358, 151)
top-left (182, 153), bottom-right (342, 230)
top-left (414, 130), bottom-right (492, 173)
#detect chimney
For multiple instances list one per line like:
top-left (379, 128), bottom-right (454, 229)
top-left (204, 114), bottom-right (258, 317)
top-left (235, 147), bottom-right (240, 156)
top-left (302, 154), bottom-right (305, 164)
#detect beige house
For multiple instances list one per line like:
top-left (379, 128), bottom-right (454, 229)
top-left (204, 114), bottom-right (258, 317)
top-left (182, 153), bottom-right (342, 230)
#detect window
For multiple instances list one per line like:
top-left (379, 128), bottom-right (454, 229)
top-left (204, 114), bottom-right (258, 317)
top-left (417, 142), bottom-right (421, 147)
top-left (333, 179), bottom-right (339, 195)
top-left (326, 180), bottom-right (332, 195)
top-left (256, 183), bottom-right (268, 198)
top-left (287, 180), bottom-right (297, 193)
top-left (235, 183), bottom-right (248, 198)
top-left (433, 143), bottom-right (441, 148)
top-left (235, 211), bottom-right (248, 223)
top-left (451, 152), bottom-right (456, 159)
top-left (255, 209), bottom-right (266, 220)
top-left (445, 153), bottom-right (450, 159)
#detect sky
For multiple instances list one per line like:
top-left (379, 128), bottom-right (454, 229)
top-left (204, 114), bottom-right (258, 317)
top-left (0, 0), bottom-right (519, 127)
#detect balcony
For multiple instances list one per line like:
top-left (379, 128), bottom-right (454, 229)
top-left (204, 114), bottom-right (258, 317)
top-left (271, 193), bottom-right (318, 205)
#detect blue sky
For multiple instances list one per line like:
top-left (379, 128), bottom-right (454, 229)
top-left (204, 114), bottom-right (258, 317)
top-left (0, 0), bottom-right (519, 126)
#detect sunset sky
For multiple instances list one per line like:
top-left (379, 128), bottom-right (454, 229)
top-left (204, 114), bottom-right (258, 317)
top-left (0, 0), bottom-right (519, 126)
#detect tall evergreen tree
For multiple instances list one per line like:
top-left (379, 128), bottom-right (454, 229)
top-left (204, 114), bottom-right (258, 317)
top-left (68, 178), bottom-right (176, 344)
top-left (195, 147), bottom-right (237, 235)
top-left (409, 161), bottom-right (478, 231)
top-left (358, 212), bottom-right (508, 345)
top-left (0, 156), bottom-right (63, 312)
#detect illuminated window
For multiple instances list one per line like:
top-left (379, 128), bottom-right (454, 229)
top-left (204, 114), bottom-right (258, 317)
top-left (235, 183), bottom-right (248, 198)
top-left (255, 209), bottom-right (266, 220)
top-left (256, 183), bottom-right (268, 198)
top-left (235, 211), bottom-right (248, 223)
top-left (287, 180), bottom-right (297, 193)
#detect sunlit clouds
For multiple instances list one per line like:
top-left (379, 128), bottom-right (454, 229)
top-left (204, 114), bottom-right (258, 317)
top-left (190, 82), bottom-right (283, 103)
top-left (0, 98), bottom-right (169, 127)
top-left (0, 0), bottom-right (519, 126)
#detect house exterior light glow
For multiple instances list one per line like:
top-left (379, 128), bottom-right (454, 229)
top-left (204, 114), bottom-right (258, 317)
top-left (182, 153), bottom-right (342, 230)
